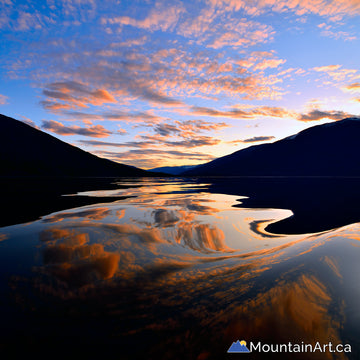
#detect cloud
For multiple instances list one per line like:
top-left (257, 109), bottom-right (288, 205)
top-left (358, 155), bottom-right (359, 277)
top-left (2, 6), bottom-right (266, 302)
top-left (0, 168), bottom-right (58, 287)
top-left (312, 64), bottom-right (358, 83)
top-left (19, 116), bottom-right (40, 129)
top-left (138, 88), bottom-right (183, 105)
top-left (79, 139), bottom-right (156, 149)
top-left (154, 123), bottom-right (180, 136)
top-left (33, 19), bottom-right (284, 117)
top-left (192, 105), bottom-right (357, 124)
top-left (236, 51), bottom-right (287, 75)
top-left (177, 4), bottom-right (272, 49)
top-left (253, 58), bottom-right (286, 71)
top-left (313, 64), bottom-right (342, 72)
top-left (192, 105), bottom-right (295, 119)
top-left (205, 18), bottom-right (274, 49)
top-left (228, 136), bottom-right (275, 144)
top-left (73, 58), bottom-right (184, 106)
top-left (13, 10), bottom-right (44, 31)
top-left (208, 0), bottom-right (360, 20)
top-left (0, 94), bottom-right (8, 105)
top-left (162, 136), bottom-right (222, 148)
top-left (175, 120), bottom-right (230, 135)
top-left (61, 110), bottom-right (163, 124)
top-left (41, 120), bottom-right (113, 137)
top-left (342, 82), bottom-right (360, 93)
top-left (320, 28), bottom-right (356, 41)
top-left (130, 118), bottom-right (228, 149)
top-left (42, 81), bottom-right (117, 110)
top-left (102, 2), bottom-right (185, 32)
top-left (297, 109), bottom-right (356, 121)
top-left (71, 36), bottom-right (283, 103)
top-left (177, 6), bottom-right (217, 38)
top-left (149, 120), bottom-right (230, 138)
top-left (40, 100), bottom-right (74, 111)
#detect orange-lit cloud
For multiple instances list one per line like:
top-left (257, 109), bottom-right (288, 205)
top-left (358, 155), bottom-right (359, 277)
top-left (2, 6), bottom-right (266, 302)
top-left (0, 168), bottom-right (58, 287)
top-left (228, 136), bottom-right (275, 144)
top-left (41, 119), bottom-right (112, 137)
top-left (0, 94), bottom-right (8, 105)
top-left (139, 134), bottom-right (222, 148)
top-left (237, 51), bottom-right (287, 73)
top-left (253, 58), bottom-right (287, 71)
top-left (208, 0), bottom-right (360, 20)
top-left (342, 82), bottom-right (360, 93)
top-left (312, 64), bottom-right (358, 83)
top-left (320, 28), bottom-right (356, 41)
top-left (18, 116), bottom-right (40, 129)
top-left (102, 2), bottom-right (185, 32)
top-left (165, 136), bottom-right (221, 148)
top-left (39, 100), bottom-right (74, 111)
top-left (61, 110), bottom-right (163, 124)
top-left (297, 109), bottom-right (356, 122)
top-left (175, 119), bottom-right (230, 135)
top-left (206, 19), bottom-right (274, 49)
top-left (79, 139), bottom-right (156, 149)
top-left (141, 119), bottom-right (229, 138)
top-left (192, 105), bottom-right (358, 124)
top-left (192, 105), bottom-right (295, 119)
top-left (313, 64), bottom-right (342, 72)
top-left (42, 81), bottom-right (117, 110)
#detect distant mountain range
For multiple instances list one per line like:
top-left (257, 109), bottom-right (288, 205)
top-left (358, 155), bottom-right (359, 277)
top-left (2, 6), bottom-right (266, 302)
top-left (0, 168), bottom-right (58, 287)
top-left (150, 165), bottom-right (199, 175)
top-left (183, 118), bottom-right (360, 176)
top-left (0, 114), bottom-right (151, 177)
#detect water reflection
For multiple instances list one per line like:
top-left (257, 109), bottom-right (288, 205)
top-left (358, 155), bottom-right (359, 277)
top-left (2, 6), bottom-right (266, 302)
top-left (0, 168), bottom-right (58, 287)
top-left (40, 228), bottom-right (120, 286)
top-left (0, 178), bottom-right (359, 359)
top-left (205, 177), bottom-right (360, 235)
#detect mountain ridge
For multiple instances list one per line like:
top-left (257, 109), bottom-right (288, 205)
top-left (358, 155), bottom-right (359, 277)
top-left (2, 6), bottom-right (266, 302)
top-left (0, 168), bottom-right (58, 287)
top-left (183, 117), bottom-right (360, 177)
top-left (0, 113), bottom-right (151, 177)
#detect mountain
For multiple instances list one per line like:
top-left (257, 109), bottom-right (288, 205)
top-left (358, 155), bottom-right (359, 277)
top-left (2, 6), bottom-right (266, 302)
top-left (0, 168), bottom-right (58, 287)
top-left (149, 165), bottom-right (199, 175)
top-left (0, 114), bottom-right (150, 177)
top-left (183, 118), bottom-right (360, 177)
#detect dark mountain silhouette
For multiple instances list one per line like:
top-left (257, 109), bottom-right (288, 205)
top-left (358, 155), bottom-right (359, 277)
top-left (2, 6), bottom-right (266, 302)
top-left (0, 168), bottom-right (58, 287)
top-left (183, 118), bottom-right (360, 176)
top-left (0, 114), bottom-right (150, 177)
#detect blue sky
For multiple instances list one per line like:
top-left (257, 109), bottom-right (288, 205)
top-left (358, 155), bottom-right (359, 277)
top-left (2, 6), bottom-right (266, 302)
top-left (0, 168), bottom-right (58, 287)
top-left (1, 0), bottom-right (360, 169)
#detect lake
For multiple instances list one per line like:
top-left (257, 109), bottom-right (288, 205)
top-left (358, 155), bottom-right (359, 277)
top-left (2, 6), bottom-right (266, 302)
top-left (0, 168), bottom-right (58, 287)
top-left (0, 177), bottom-right (360, 359)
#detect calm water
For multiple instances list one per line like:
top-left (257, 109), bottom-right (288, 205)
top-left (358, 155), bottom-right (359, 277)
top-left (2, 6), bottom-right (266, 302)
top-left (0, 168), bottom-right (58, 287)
top-left (0, 177), bottom-right (360, 359)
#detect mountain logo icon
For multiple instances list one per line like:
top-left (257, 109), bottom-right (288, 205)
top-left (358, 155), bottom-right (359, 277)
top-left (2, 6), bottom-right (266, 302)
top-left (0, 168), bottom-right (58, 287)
top-left (227, 340), bottom-right (251, 353)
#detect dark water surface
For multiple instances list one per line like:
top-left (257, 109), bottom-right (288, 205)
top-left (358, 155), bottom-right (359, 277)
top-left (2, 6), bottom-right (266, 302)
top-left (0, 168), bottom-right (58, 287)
top-left (0, 177), bottom-right (360, 359)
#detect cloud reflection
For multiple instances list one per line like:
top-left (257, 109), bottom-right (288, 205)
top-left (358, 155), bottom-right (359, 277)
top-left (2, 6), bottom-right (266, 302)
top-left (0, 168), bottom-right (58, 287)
top-left (40, 227), bottom-right (119, 286)
top-left (42, 207), bottom-right (112, 223)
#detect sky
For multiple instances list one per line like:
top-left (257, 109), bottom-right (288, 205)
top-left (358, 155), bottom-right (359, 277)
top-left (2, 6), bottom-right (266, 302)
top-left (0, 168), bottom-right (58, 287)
top-left (1, 0), bottom-right (360, 170)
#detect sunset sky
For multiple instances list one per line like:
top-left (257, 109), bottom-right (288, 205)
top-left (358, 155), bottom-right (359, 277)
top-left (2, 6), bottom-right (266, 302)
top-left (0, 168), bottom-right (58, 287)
top-left (1, 0), bottom-right (360, 169)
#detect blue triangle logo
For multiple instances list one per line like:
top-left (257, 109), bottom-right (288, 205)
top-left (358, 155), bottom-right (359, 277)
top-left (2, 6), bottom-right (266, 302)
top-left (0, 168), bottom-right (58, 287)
top-left (227, 340), bottom-right (251, 353)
